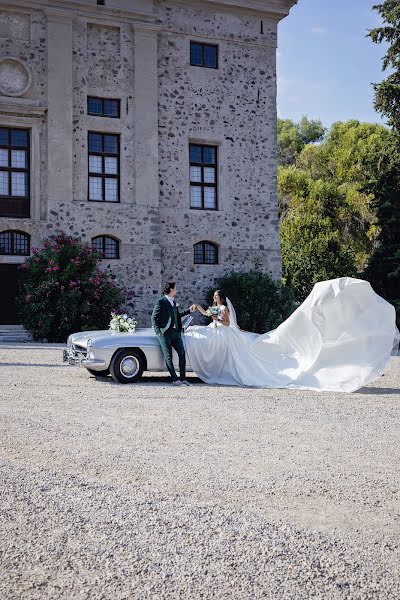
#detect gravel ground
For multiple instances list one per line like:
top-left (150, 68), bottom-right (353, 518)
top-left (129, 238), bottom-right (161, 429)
top-left (0, 344), bottom-right (399, 600)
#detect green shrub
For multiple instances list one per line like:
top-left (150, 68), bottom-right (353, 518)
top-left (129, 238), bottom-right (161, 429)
top-left (205, 268), bottom-right (298, 334)
top-left (17, 233), bottom-right (125, 342)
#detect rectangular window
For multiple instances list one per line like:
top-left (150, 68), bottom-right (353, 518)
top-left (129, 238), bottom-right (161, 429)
top-left (0, 127), bottom-right (30, 218)
top-left (189, 143), bottom-right (218, 210)
top-left (190, 42), bottom-right (218, 69)
top-left (88, 132), bottom-right (120, 203)
top-left (87, 97), bottom-right (120, 118)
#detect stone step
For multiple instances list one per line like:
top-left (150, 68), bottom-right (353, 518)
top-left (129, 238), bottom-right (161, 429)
top-left (0, 327), bottom-right (32, 343)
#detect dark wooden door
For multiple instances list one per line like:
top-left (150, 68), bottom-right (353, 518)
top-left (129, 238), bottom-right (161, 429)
top-left (0, 264), bottom-right (22, 325)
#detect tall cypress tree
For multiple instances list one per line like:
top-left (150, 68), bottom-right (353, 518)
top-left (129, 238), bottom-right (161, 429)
top-left (368, 1), bottom-right (400, 131)
top-left (363, 136), bottom-right (400, 325)
top-left (365, 2), bottom-right (400, 326)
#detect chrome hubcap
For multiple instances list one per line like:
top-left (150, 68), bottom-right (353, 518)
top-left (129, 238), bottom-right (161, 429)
top-left (120, 356), bottom-right (139, 378)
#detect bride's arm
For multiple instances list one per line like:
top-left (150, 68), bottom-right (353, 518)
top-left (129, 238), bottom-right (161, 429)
top-left (196, 304), bottom-right (207, 316)
top-left (218, 306), bottom-right (230, 326)
top-left (196, 304), bottom-right (230, 326)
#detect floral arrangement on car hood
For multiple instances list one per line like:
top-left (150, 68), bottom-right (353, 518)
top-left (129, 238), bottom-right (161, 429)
top-left (109, 311), bottom-right (137, 333)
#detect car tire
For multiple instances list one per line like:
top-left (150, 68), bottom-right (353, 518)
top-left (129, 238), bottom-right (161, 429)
top-left (110, 349), bottom-right (144, 384)
top-left (87, 368), bottom-right (110, 378)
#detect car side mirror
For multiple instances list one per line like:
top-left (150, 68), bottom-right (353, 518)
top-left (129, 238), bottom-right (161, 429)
top-left (182, 315), bottom-right (193, 332)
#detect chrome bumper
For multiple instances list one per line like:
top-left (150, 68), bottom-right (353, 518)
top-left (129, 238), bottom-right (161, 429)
top-left (63, 348), bottom-right (106, 370)
top-left (81, 358), bottom-right (107, 369)
top-left (63, 347), bottom-right (86, 366)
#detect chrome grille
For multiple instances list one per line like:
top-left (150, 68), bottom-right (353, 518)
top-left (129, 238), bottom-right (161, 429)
top-left (72, 344), bottom-right (87, 357)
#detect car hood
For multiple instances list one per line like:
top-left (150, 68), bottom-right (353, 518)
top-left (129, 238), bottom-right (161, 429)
top-left (69, 328), bottom-right (156, 349)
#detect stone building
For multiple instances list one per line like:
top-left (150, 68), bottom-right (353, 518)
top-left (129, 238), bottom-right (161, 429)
top-left (0, 0), bottom-right (296, 327)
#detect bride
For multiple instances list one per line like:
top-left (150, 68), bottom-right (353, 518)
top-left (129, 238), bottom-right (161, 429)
top-left (195, 289), bottom-right (233, 327)
top-left (183, 277), bottom-right (399, 393)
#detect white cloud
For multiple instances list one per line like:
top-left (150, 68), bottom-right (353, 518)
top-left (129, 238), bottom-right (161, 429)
top-left (311, 26), bottom-right (326, 35)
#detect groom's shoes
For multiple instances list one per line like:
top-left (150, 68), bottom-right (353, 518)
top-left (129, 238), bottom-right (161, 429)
top-left (180, 379), bottom-right (191, 386)
top-left (172, 380), bottom-right (183, 386)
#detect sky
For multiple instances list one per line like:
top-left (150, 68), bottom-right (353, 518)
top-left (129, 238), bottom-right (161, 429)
top-left (277, 0), bottom-right (389, 128)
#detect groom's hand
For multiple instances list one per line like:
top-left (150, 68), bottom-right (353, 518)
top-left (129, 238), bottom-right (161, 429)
top-left (189, 304), bottom-right (197, 313)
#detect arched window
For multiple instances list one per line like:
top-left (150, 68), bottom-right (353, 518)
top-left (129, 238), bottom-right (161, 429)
top-left (194, 241), bottom-right (218, 265)
top-left (0, 230), bottom-right (30, 256)
top-left (91, 235), bottom-right (120, 259)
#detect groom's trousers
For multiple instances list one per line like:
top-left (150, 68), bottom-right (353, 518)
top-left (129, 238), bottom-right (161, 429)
top-left (158, 329), bottom-right (186, 381)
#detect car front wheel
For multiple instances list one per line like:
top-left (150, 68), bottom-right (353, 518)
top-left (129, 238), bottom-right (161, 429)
top-left (110, 349), bottom-right (144, 384)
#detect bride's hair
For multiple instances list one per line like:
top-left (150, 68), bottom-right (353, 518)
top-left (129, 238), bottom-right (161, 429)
top-left (214, 289), bottom-right (228, 309)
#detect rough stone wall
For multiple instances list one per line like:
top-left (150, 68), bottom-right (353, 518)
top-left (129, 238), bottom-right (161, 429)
top-left (0, 1), bottom-right (283, 326)
top-left (156, 2), bottom-right (281, 309)
top-left (0, 9), bottom-right (47, 101)
top-left (0, 8), bottom-right (48, 251)
top-left (68, 18), bottom-right (162, 319)
top-left (0, 9), bottom-right (163, 323)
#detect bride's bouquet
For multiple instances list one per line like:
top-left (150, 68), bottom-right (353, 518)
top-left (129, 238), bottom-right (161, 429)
top-left (205, 306), bottom-right (219, 328)
top-left (109, 311), bottom-right (137, 333)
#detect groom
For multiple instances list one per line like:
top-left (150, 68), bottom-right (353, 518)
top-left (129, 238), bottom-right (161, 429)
top-left (151, 282), bottom-right (196, 386)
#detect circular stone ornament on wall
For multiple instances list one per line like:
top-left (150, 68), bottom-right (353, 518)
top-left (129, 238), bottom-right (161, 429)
top-left (0, 56), bottom-right (32, 97)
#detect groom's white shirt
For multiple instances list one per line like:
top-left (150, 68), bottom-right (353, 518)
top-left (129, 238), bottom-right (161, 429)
top-left (163, 294), bottom-right (176, 330)
top-left (165, 294), bottom-right (174, 306)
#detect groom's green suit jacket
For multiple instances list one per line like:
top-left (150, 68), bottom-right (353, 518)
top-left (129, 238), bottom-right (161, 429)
top-left (151, 296), bottom-right (191, 336)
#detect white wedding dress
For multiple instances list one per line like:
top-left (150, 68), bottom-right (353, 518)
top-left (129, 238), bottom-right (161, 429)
top-left (183, 277), bottom-right (399, 393)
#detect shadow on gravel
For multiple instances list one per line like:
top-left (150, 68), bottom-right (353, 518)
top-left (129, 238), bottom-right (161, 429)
top-left (141, 376), bottom-right (204, 385)
top-left (89, 374), bottom-right (205, 386)
top-left (356, 387), bottom-right (400, 395)
top-left (87, 373), bottom-right (400, 392)
top-left (0, 344), bottom-right (65, 350)
top-left (0, 362), bottom-right (65, 368)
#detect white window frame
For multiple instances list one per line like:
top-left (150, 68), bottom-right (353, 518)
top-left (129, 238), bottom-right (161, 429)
top-left (0, 102), bottom-right (45, 222)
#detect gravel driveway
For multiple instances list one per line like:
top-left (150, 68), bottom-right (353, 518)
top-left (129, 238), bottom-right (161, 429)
top-left (0, 344), bottom-right (399, 599)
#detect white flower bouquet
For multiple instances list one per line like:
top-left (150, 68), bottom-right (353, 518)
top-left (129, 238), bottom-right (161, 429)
top-left (205, 306), bottom-right (219, 328)
top-left (109, 311), bottom-right (137, 333)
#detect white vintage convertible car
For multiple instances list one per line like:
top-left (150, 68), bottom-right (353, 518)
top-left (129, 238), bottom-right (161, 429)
top-left (63, 316), bottom-right (194, 383)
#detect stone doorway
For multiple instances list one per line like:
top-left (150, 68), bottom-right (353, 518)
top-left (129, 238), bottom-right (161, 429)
top-left (0, 264), bottom-right (22, 325)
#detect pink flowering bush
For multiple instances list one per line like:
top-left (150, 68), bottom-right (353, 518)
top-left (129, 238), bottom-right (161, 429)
top-left (17, 233), bottom-right (125, 342)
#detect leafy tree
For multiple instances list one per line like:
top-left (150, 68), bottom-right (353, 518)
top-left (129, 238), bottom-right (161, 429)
top-left (289, 120), bottom-right (394, 196)
top-left (281, 213), bottom-right (356, 301)
top-left (278, 115), bottom-right (400, 319)
top-left (277, 116), bottom-right (325, 166)
top-left (205, 269), bottom-right (298, 334)
top-left (277, 164), bottom-right (310, 219)
top-left (277, 119), bottom-right (302, 166)
top-left (280, 177), bottom-right (359, 300)
top-left (278, 120), bottom-right (399, 295)
top-left (279, 165), bottom-right (375, 272)
top-left (312, 120), bottom-right (395, 184)
top-left (17, 233), bottom-right (125, 342)
top-left (298, 115), bottom-right (326, 146)
top-left (368, 1), bottom-right (400, 132)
